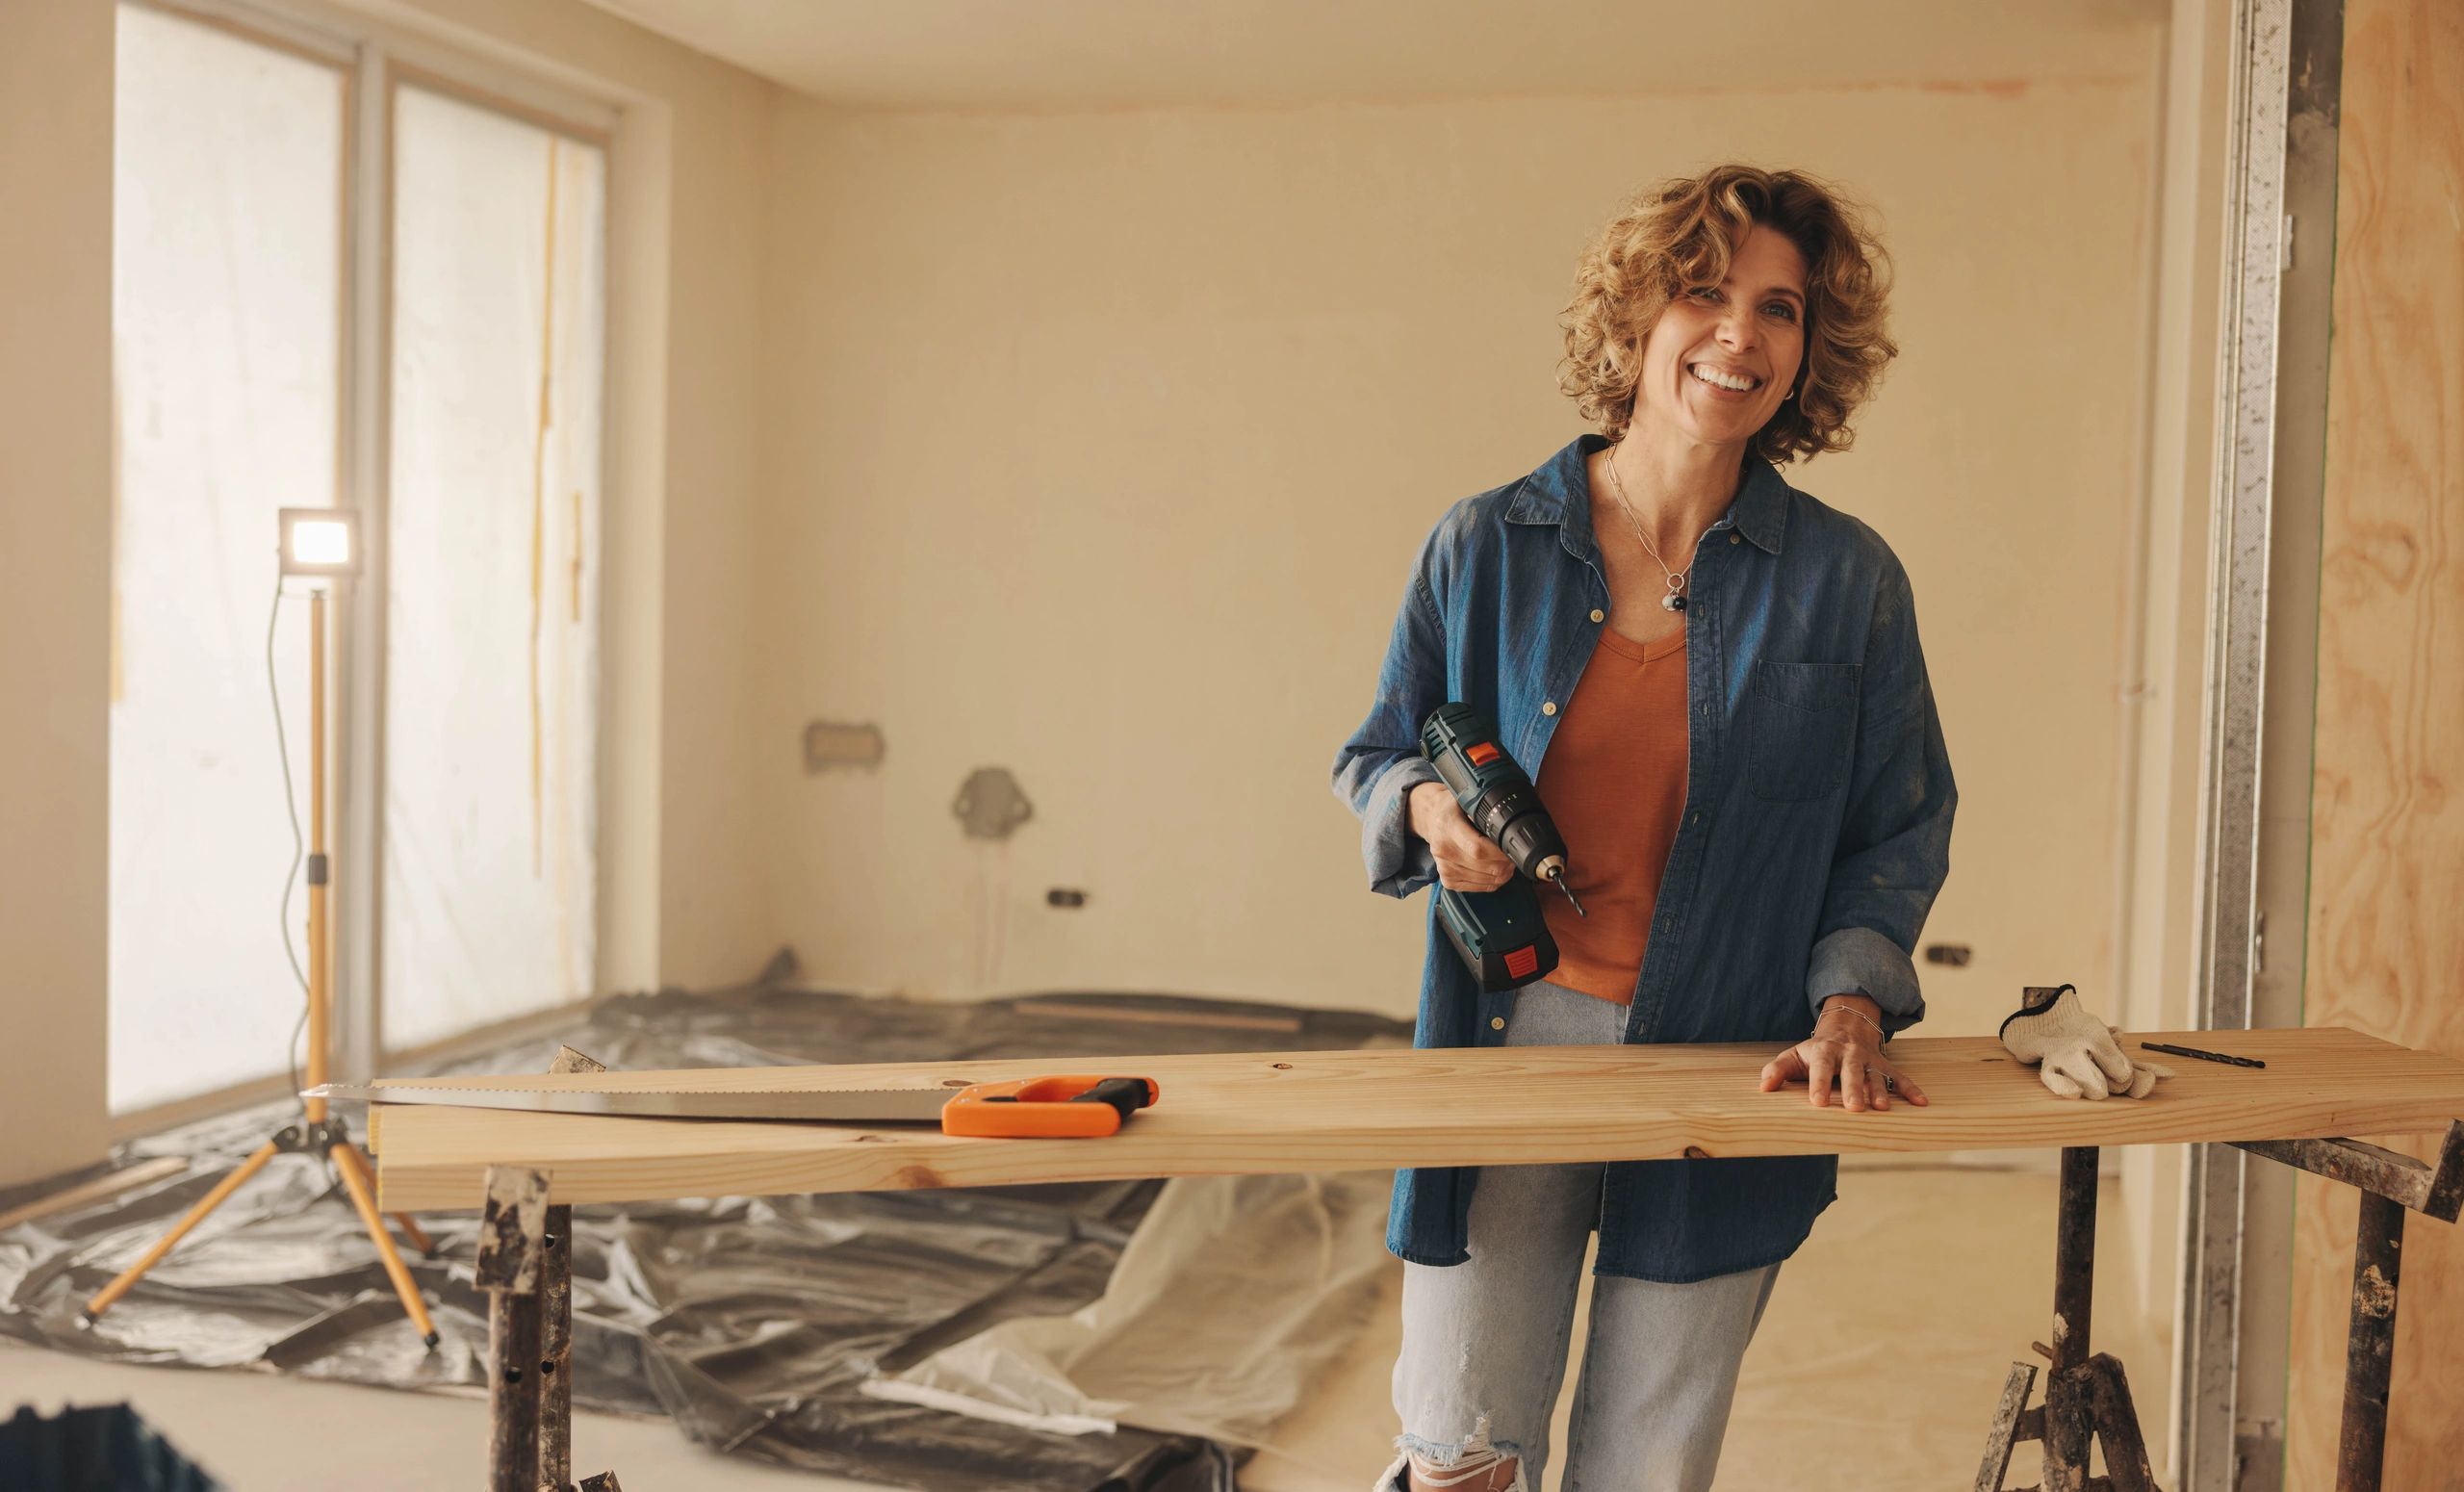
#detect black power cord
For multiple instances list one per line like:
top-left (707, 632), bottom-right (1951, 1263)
top-left (264, 573), bottom-right (312, 1126)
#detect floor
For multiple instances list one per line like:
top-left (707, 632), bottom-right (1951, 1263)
top-left (1250, 1161), bottom-right (2171, 1490)
top-left (0, 1163), bottom-right (2169, 1491)
top-left (0, 1347), bottom-right (854, 1489)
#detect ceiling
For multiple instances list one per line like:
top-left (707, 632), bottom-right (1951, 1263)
top-left (579, 0), bottom-right (2168, 111)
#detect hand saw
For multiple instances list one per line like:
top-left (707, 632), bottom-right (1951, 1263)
top-left (306, 1074), bottom-right (1160, 1138)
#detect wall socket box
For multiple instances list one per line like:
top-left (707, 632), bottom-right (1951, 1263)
top-left (804, 720), bottom-right (885, 773)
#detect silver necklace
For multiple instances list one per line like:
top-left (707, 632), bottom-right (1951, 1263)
top-left (1603, 446), bottom-right (1696, 612)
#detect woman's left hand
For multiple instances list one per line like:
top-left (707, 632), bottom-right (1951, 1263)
top-left (1758, 1000), bottom-right (1928, 1112)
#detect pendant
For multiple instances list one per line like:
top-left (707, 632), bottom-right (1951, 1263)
top-left (1662, 592), bottom-right (1686, 612)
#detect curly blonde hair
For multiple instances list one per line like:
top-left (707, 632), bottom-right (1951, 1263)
top-left (1560, 165), bottom-right (1896, 464)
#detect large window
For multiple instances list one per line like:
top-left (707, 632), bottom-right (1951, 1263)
top-left (109, 1), bottom-right (612, 1114)
top-left (382, 86), bottom-right (605, 1050)
top-left (109, 5), bottom-right (346, 1111)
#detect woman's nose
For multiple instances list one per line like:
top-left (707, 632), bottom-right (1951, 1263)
top-left (1718, 303), bottom-right (1758, 349)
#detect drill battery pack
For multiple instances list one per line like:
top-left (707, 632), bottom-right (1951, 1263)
top-left (1435, 880), bottom-right (1560, 993)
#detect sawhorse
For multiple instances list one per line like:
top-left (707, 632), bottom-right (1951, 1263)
top-left (1976, 1123), bottom-right (2464, 1492)
top-left (472, 1045), bottom-right (621, 1492)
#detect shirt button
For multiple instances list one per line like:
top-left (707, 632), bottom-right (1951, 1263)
top-left (1731, 533), bottom-right (1742, 545)
top-left (1490, 1016), bottom-right (1506, 1030)
top-left (1541, 701), bottom-right (1557, 716)
top-left (1590, 608), bottom-right (1605, 623)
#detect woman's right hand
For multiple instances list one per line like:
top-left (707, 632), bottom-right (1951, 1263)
top-left (1408, 782), bottom-right (1518, 891)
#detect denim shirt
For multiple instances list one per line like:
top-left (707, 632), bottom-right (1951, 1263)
top-left (1331, 434), bottom-right (1956, 1283)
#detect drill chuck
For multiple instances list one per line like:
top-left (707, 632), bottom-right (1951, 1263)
top-left (1535, 858), bottom-right (1583, 916)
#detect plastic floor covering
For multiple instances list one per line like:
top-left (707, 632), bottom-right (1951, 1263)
top-left (0, 984), bottom-right (1411, 1492)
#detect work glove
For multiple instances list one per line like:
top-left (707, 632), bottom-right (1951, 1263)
top-left (1998, 985), bottom-right (2173, 1100)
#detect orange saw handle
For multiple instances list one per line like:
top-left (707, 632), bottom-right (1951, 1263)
top-left (941, 1075), bottom-right (1160, 1138)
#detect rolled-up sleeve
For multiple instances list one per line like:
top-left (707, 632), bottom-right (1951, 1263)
top-left (1806, 559), bottom-right (1956, 1034)
top-left (1332, 527), bottom-right (1450, 899)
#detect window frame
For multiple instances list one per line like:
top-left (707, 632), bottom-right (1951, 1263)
top-left (110, 0), bottom-right (623, 1136)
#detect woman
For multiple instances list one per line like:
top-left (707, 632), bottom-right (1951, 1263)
top-left (1331, 165), bottom-right (1956, 1492)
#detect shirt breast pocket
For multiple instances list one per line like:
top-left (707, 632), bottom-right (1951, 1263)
top-left (1747, 660), bottom-right (1861, 803)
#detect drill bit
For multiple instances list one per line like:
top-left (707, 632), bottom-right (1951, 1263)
top-left (2138, 1041), bottom-right (2266, 1069)
top-left (1546, 867), bottom-right (1586, 917)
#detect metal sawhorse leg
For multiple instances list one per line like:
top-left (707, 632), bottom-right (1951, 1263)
top-left (475, 1044), bottom-right (621, 1492)
top-left (1976, 1122), bottom-right (2464, 1492)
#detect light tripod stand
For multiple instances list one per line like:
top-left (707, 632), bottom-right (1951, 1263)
top-left (84, 509), bottom-right (438, 1347)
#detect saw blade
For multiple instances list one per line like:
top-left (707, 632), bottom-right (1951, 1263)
top-left (306, 1082), bottom-right (956, 1123)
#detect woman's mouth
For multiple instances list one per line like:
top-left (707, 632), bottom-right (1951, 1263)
top-left (1688, 363), bottom-right (1761, 395)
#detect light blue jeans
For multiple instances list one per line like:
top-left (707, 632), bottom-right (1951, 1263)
top-left (1381, 981), bottom-right (1780, 1492)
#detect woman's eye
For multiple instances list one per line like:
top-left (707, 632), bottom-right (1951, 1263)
top-left (1687, 286), bottom-right (1721, 302)
top-left (1764, 301), bottom-right (1798, 322)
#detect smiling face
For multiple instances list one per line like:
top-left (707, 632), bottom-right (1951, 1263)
top-left (1630, 223), bottom-right (1810, 452)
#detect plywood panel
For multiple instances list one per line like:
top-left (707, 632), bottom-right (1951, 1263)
top-left (2288, 0), bottom-right (2464, 1484)
top-left (365, 1027), bottom-right (2464, 1210)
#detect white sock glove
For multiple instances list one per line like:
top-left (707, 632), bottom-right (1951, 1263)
top-left (1998, 985), bottom-right (2172, 1100)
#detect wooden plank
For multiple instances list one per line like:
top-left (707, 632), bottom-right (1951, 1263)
top-left (2236, 1124), bottom-right (2464, 1220)
top-left (367, 1027), bottom-right (2464, 1212)
top-left (2289, 0), bottom-right (2464, 1487)
top-left (1973, 1359), bottom-right (2038, 1491)
top-left (0, 1156), bottom-right (186, 1233)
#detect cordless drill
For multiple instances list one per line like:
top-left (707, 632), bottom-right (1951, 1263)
top-left (1419, 703), bottom-right (1586, 993)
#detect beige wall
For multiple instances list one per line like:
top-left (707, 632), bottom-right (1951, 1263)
top-left (0, 1), bottom-right (116, 1189)
top-left (752, 64), bottom-right (2166, 1029)
top-left (0, 0), bottom-right (116, 1188)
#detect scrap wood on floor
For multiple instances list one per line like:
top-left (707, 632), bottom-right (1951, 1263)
top-left (0, 980), bottom-right (1409, 1492)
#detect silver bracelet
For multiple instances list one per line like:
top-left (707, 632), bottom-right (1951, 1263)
top-left (1819, 999), bottom-right (1884, 1037)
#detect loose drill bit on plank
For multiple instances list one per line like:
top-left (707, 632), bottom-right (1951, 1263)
top-left (2139, 1041), bottom-right (2267, 1070)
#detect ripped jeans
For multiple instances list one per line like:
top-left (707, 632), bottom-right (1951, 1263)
top-left (1381, 981), bottom-right (1780, 1492)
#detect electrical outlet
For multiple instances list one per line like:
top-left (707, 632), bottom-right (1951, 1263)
top-left (804, 720), bottom-right (885, 773)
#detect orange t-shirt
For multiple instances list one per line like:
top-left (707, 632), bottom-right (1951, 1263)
top-left (1534, 626), bottom-right (1689, 1003)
